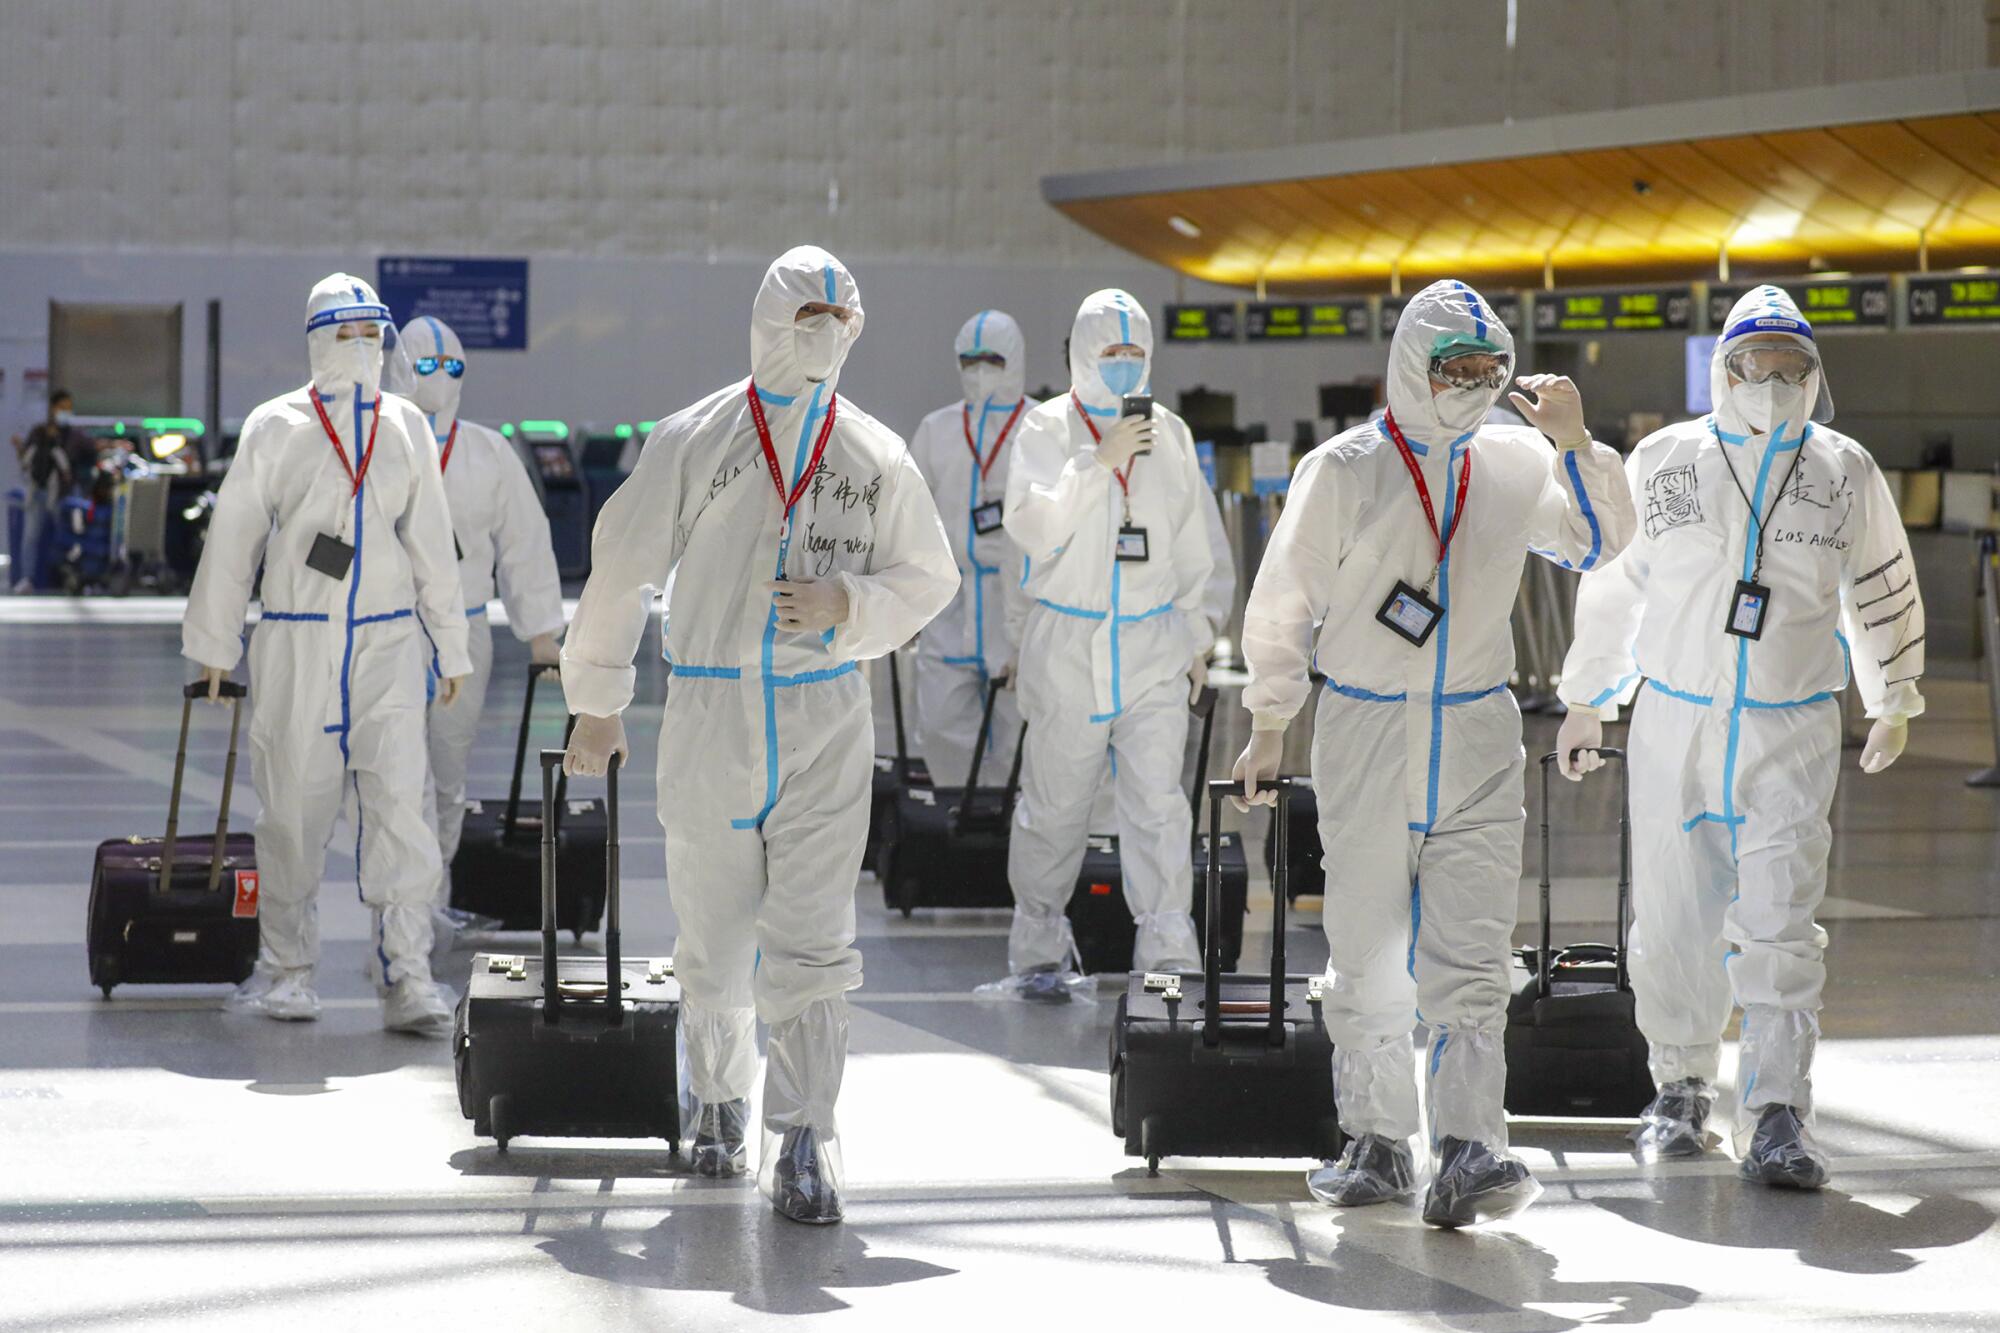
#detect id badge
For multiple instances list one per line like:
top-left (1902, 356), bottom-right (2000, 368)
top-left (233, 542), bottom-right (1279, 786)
top-left (306, 532), bottom-right (356, 581)
top-left (972, 500), bottom-right (1004, 535)
top-left (1725, 579), bottom-right (1771, 640)
top-left (1376, 579), bottom-right (1443, 647)
top-left (1115, 525), bottom-right (1150, 562)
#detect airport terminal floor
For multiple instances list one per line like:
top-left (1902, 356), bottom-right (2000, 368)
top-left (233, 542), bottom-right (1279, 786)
top-left (4, 601), bottom-right (1999, 1330)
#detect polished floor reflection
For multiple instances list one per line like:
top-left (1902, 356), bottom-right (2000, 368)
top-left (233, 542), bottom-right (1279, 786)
top-left (3, 606), bottom-right (1996, 1329)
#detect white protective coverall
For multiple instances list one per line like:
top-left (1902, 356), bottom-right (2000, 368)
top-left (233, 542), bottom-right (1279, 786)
top-left (908, 309), bottom-right (1038, 787)
top-left (1002, 290), bottom-right (1216, 978)
top-left (394, 317), bottom-right (566, 905)
top-left (1240, 281), bottom-right (1635, 1178)
top-left (1559, 286), bottom-right (1925, 1137)
top-left (184, 274), bottom-right (471, 1003)
top-left (561, 247), bottom-right (958, 1207)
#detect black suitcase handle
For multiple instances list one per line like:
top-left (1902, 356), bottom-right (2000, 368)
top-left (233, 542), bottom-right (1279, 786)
top-left (1537, 748), bottom-right (1631, 995)
top-left (505, 663), bottom-right (575, 837)
top-left (164, 679), bottom-right (248, 894)
top-left (1187, 685), bottom-right (1219, 842)
top-left (954, 673), bottom-right (1026, 825)
top-left (1204, 778), bottom-right (1290, 1050)
top-left (538, 749), bottom-right (620, 1026)
top-left (888, 649), bottom-right (911, 773)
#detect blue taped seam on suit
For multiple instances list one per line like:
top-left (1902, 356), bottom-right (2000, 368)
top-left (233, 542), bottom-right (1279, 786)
top-left (261, 611), bottom-right (329, 622)
top-left (1118, 308), bottom-right (1130, 343)
top-left (1588, 671), bottom-right (1640, 708)
top-left (1564, 450), bottom-right (1603, 571)
top-left (1095, 560), bottom-right (1126, 724)
top-left (465, 603), bottom-right (488, 616)
top-left (962, 398), bottom-right (1011, 683)
top-left (972, 310), bottom-right (989, 352)
top-left (823, 265), bottom-right (836, 302)
top-left (771, 662), bottom-right (858, 687)
top-left (1453, 280), bottom-right (1487, 342)
top-left (1326, 677), bottom-right (1407, 703)
top-left (1036, 598), bottom-right (1106, 620)
top-left (1407, 879), bottom-right (1422, 981)
top-left (1420, 439), bottom-right (1466, 833)
top-left (671, 664), bottom-right (743, 680)
top-left (333, 391), bottom-right (370, 765)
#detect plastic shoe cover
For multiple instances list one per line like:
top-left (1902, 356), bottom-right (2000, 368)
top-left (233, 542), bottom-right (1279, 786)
top-left (1739, 1105), bottom-right (1829, 1190)
top-left (1421, 1136), bottom-right (1542, 1229)
top-left (383, 977), bottom-right (455, 1035)
top-left (438, 905), bottom-right (503, 935)
top-left (689, 1097), bottom-right (749, 1178)
top-left (227, 966), bottom-right (320, 1021)
top-left (1633, 1078), bottom-right (1714, 1160)
top-left (1306, 1133), bottom-right (1416, 1207)
top-left (973, 964), bottom-right (1094, 1003)
top-left (766, 1125), bottom-right (844, 1224)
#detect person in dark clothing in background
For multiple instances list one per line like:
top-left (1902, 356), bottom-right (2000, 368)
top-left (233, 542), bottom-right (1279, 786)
top-left (12, 389), bottom-right (80, 593)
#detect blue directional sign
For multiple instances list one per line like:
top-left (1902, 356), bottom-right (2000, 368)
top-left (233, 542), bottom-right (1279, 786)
top-left (376, 256), bottom-right (529, 350)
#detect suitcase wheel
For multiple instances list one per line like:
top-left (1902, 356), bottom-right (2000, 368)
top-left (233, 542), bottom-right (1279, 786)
top-left (99, 983), bottom-right (115, 1000)
top-left (1141, 1114), bottom-right (1162, 1177)
top-left (571, 929), bottom-right (584, 945)
top-left (489, 1094), bottom-right (514, 1152)
top-left (899, 905), bottom-right (913, 919)
top-left (95, 958), bottom-right (119, 1000)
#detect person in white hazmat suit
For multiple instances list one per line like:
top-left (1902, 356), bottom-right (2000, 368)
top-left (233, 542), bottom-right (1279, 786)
top-left (387, 316), bottom-right (566, 941)
top-left (559, 246), bottom-right (958, 1225)
top-left (1232, 279), bottom-right (1636, 1227)
top-left (908, 309), bottom-right (1039, 785)
top-left (183, 273), bottom-right (471, 1033)
top-left (1556, 286), bottom-right (1925, 1190)
top-left (986, 290), bottom-right (1216, 1001)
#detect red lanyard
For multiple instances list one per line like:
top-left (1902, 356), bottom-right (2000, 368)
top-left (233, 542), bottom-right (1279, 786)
top-left (746, 381), bottom-right (839, 531)
top-left (310, 392), bottom-right (381, 496)
top-left (1383, 410), bottom-right (1472, 571)
top-left (438, 422), bottom-right (459, 474)
top-left (1071, 392), bottom-right (1134, 500)
top-left (962, 399), bottom-right (1023, 480)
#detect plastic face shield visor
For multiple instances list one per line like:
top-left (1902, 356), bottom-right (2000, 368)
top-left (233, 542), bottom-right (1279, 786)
top-left (1723, 343), bottom-right (1819, 387)
top-left (413, 355), bottom-right (465, 379)
top-left (1428, 350), bottom-right (1511, 391)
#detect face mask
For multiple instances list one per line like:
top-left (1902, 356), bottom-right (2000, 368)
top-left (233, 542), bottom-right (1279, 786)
top-left (52, 409), bottom-right (72, 425)
top-left (793, 314), bottom-right (845, 383)
top-left (1098, 355), bottom-right (1145, 398)
top-left (960, 363), bottom-right (1005, 406)
top-left (1730, 378), bottom-right (1810, 435)
top-left (408, 370), bottom-right (455, 416)
top-left (317, 335), bottom-right (383, 395)
top-left (1433, 385), bottom-right (1493, 432)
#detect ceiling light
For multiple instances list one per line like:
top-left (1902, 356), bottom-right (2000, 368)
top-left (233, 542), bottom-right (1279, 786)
top-left (1167, 215), bottom-right (1202, 239)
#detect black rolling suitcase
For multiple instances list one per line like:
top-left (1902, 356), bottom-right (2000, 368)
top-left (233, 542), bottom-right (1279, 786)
top-left (454, 752), bottom-right (681, 1151)
top-left (866, 653), bottom-right (929, 874)
top-left (1503, 749), bottom-right (1655, 1117)
top-left (1067, 686), bottom-right (1248, 973)
top-left (87, 681), bottom-right (259, 997)
top-left (878, 676), bottom-right (1028, 915)
top-left (1109, 778), bottom-right (1343, 1174)
top-left (1263, 778), bottom-right (1324, 900)
top-left (449, 663), bottom-right (607, 941)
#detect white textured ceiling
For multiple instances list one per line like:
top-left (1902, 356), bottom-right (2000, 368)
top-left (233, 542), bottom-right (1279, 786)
top-left (0, 0), bottom-right (1986, 265)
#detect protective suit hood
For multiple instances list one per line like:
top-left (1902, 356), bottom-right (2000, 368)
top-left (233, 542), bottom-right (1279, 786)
top-left (954, 309), bottom-right (1027, 410)
top-left (1385, 280), bottom-right (1515, 449)
top-left (749, 246), bottom-right (865, 400)
top-left (1710, 286), bottom-right (1834, 438)
top-left (388, 316), bottom-right (465, 430)
top-left (1068, 289), bottom-right (1153, 413)
top-left (305, 272), bottom-right (392, 401)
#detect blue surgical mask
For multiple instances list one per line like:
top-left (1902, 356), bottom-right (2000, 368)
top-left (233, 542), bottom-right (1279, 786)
top-left (1099, 355), bottom-right (1145, 397)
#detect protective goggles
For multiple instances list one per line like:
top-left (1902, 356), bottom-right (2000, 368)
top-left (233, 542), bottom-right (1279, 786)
top-left (958, 351), bottom-right (1006, 369)
top-left (1722, 344), bottom-right (1818, 387)
top-left (1428, 350), bottom-right (1511, 391)
top-left (414, 356), bottom-right (466, 379)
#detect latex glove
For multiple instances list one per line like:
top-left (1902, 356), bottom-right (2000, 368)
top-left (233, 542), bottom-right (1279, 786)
top-left (436, 675), bottom-right (465, 707)
top-left (199, 665), bottom-right (229, 705)
top-left (767, 578), bottom-right (850, 634)
top-left (529, 632), bottom-right (561, 666)
top-left (1508, 374), bottom-right (1589, 450)
top-left (1555, 705), bottom-right (1606, 781)
top-left (564, 712), bottom-right (629, 778)
top-left (1188, 652), bottom-right (1208, 706)
top-left (1230, 727), bottom-right (1285, 814)
top-left (1860, 717), bottom-right (1908, 774)
top-left (1093, 414), bottom-right (1156, 473)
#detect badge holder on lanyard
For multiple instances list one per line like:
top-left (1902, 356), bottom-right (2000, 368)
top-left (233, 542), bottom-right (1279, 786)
top-left (746, 382), bottom-right (838, 579)
top-left (1714, 423), bottom-right (1804, 641)
top-left (1376, 410), bottom-right (1471, 648)
top-left (965, 399), bottom-right (1021, 536)
top-left (1072, 392), bottom-right (1149, 562)
top-left (305, 392), bottom-right (381, 581)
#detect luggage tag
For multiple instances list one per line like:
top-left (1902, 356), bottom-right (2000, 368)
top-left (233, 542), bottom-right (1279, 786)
top-left (972, 499), bottom-right (1004, 535)
top-left (1376, 578), bottom-right (1443, 647)
top-left (1724, 578), bottom-right (1770, 640)
top-left (306, 532), bottom-right (356, 581)
top-left (1115, 525), bottom-right (1150, 563)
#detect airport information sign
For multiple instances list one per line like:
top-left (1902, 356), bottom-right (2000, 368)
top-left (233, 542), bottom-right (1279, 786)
top-left (1243, 300), bottom-right (1371, 340)
top-left (1708, 278), bottom-right (1890, 329)
top-left (1381, 291), bottom-right (1523, 334)
top-left (1906, 274), bottom-right (2000, 326)
top-left (1163, 304), bottom-right (1238, 342)
top-left (1534, 286), bottom-right (1694, 334)
top-left (377, 256), bottom-right (529, 350)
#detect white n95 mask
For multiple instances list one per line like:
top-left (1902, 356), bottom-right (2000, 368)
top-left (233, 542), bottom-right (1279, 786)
top-left (794, 314), bottom-right (846, 383)
top-left (961, 363), bottom-right (1005, 406)
top-left (1730, 378), bottom-right (1811, 435)
top-left (313, 335), bottom-right (383, 399)
top-left (1433, 385), bottom-right (1493, 432)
